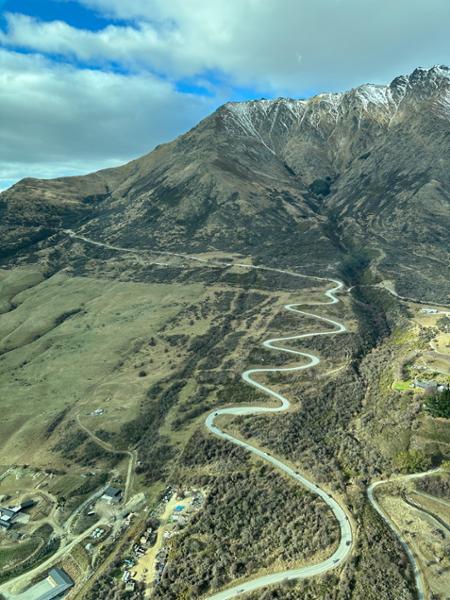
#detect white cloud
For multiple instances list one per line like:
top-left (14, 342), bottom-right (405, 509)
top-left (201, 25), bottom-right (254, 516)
top-left (73, 0), bottom-right (450, 93)
top-left (1, 0), bottom-right (449, 186)
top-left (0, 13), bottom-right (186, 73)
top-left (3, 1), bottom-right (448, 95)
top-left (0, 49), bottom-right (216, 188)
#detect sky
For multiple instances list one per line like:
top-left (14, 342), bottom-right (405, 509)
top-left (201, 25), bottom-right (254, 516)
top-left (0, 0), bottom-right (449, 190)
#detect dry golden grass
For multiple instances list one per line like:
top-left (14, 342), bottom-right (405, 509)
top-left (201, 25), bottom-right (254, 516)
top-left (379, 487), bottom-right (450, 597)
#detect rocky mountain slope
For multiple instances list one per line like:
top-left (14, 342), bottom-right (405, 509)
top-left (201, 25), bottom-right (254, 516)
top-left (1, 66), bottom-right (449, 300)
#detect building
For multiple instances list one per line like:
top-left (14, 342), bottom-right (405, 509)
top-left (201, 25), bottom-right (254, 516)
top-left (42, 568), bottom-right (74, 599)
top-left (101, 486), bottom-right (122, 504)
top-left (14, 568), bottom-right (73, 600)
top-left (0, 507), bottom-right (16, 529)
top-left (0, 499), bottom-right (36, 529)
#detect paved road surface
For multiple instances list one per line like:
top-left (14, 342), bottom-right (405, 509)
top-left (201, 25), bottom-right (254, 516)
top-left (367, 469), bottom-right (441, 600)
top-left (64, 229), bottom-right (430, 600)
top-left (348, 281), bottom-right (450, 309)
top-left (204, 279), bottom-right (353, 599)
top-left (0, 517), bottom-right (107, 598)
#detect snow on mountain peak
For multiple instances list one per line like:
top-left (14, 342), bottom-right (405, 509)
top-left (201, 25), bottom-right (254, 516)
top-left (213, 66), bottom-right (449, 155)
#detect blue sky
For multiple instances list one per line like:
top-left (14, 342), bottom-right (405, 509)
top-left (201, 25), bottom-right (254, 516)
top-left (0, 0), bottom-right (449, 189)
top-left (2, 1), bottom-right (111, 30)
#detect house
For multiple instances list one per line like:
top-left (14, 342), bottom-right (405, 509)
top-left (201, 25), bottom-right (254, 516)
top-left (101, 486), bottom-right (122, 504)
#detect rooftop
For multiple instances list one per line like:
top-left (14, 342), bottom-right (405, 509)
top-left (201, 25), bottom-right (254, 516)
top-left (13, 567), bottom-right (74, 600)
top-left (0, 507), bottom-right (17, 528)
top-left (102, 486), bottom-right (122, 498)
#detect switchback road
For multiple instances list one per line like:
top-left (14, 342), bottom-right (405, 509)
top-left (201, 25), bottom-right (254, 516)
top-left (204, 279), bottom-right (353, 599)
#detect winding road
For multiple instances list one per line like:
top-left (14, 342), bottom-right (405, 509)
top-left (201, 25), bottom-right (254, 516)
top-left (62, 229), bottom-right (432, 600)
top-left (204, 279), bottom-right (353, 599)
top-left (367, 469), bottom-right (441, 600)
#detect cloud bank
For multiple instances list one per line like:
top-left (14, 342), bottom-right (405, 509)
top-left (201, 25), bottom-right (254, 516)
top-left (1, 0), bottom-right (449, 188)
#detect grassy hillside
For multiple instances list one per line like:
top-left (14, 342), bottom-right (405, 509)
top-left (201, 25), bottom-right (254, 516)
top-left (0, 268), bottom-right (203, 465)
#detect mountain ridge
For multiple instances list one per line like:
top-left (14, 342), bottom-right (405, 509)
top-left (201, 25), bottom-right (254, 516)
top-left (1, 65), bottom-right (449, 301)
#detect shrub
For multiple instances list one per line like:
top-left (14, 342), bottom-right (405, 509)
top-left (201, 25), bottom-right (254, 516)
top-left (424, 386), bottom-right (450, 418)
top-left (394, 449), bottom-right (431, 473)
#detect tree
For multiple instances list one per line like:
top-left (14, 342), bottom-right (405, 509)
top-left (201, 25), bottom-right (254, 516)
top-left (394, 449), bottom-right (431, 473)
top-left (436, 316), bottom-right (450, 333)
top-left (424, 386), bottom-right (450, 418)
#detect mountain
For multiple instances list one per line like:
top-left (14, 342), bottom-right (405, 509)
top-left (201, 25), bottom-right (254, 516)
top-left (1, 66), bottom-right (449, 301)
